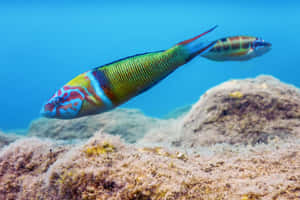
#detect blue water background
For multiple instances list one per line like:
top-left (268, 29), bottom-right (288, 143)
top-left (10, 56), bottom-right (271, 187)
top-left (0, 1), bottom-right (299, 131)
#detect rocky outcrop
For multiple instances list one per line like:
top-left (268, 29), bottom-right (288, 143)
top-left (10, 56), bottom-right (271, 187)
top-left (163, 105), bottom-right (191, 119)
top-left (0, 132), bottom-right (299, 200)
top-left (137, 76), bottom-right (300, 148)
top-left (180, 75), bottom-right (300, 147)
top-left (136, 118), bottom-right (182, 148)
top-left (28, 75), bottom-right (300, 148)
top-left (28, 109), bottom-right (161, 143)
top-left (1, 75), bottom-right (300, 199)
top-left (0, 131), bottom-right (21, 149)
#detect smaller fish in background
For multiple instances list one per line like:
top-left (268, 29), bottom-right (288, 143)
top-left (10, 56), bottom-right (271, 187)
top-left (201, 36), bottom-right (272, 61)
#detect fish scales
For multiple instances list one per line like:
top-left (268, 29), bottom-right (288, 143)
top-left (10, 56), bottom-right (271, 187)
top-left (101, 47), bottom-right (187, 105)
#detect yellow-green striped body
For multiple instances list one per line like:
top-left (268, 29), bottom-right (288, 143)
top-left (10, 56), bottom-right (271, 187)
top-left (97, 45), bottom-right (189, 106)
top-left (41, 43), bottom-right (193, 119)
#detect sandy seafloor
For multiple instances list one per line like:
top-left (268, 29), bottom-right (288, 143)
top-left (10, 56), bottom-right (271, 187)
top-left (0, 76), bottom-right (299, 200)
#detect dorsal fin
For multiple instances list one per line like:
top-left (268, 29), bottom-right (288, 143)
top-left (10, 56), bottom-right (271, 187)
top-left (93, 50), bottom-right (164, 71)
top-left (177, 25), bottom-right (218, 45)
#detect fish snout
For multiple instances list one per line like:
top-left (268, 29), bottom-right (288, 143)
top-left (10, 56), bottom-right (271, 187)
top-left (253, 38), bottom-right (272, 49)
top-left (40, 102), bottom-right (56, 118)
top-left (252, 39), bottom-right (272, 58)
top-left (262, 41), bottom-right (272, 48)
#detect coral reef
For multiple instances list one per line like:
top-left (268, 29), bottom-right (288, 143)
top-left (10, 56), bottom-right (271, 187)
top-left (0, 132), bottom-right (299, 200)
top-left (28, 108), bottom-right (161, 143)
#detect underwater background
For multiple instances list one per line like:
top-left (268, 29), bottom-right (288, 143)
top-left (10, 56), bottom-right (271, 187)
top-left (0, 0), bottom-right (300, 131)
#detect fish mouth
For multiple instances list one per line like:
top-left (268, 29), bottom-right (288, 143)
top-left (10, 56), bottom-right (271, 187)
top-left (263, 41), bottom-right (272, 47)
top-left (40, 102), bottom-right (56, 118)
top-left (40, 107), bottom-right (49, 118)
top-left (255, 39), bottom-right (272, 48)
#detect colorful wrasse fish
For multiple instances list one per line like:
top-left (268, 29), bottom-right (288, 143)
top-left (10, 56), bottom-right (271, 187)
top-left (41, 26), bottom-right (271, 119)
top-left (202, 36), bottom-right (272, 61)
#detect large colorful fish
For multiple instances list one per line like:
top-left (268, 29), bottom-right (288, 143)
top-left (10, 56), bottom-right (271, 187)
top-left (41, 26), bottom-right (271, 119)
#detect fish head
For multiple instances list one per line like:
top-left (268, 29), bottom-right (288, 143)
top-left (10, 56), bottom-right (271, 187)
top-left (249, 37), bottom-right (272, 58)
top-left (40, 85), bottom-right (85, 119)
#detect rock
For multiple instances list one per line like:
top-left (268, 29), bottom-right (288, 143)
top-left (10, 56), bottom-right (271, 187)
top-left (0, 132), bottom-right (299, 200)
top-left (136, 118), bottom-right (183, 148)
top-left (163, 104), bottom-right (192, 119)
top-left (2, 75), bottom-right (300, 199)
top-left (27, 75), bottom-right (300, 148)
top-left (181, 75), bottom-right (300, 146)
top-left (28, 108), bottom-right (161, 143)
top-left (0, 131), bottom-right (21, 149)
top-left (0, 137), bottom-right (69, 200)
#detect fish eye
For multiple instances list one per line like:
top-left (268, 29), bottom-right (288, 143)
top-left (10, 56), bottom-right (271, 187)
top-left (53, 96), bottom-right (63, 106)
top-left (256, 41), bottom-right (264, 47)
top-left (252, 39), bottom-right (265, 49)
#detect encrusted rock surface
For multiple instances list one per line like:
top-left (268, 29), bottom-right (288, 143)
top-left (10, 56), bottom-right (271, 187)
top-left (1, 75), bottom-right (299, 199)
top-left (0, 131), bottom-right (21, 149)
top-left (27, 75), bottom-right (300, 148)
top-left (163, 105), bottom-right (191, 119)
top-left (28, 109), bottom-right (160, 143)
top-left (180, 75), bottom-right (300, 147)
top-left (0, 132), bottom-right (299, 200)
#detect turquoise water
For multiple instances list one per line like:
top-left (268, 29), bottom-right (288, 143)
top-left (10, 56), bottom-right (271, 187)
top-left (0, 1), bottom-right (299, 131)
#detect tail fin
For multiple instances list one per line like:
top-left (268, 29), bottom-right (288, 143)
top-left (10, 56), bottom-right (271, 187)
top-left (178, 25), bottom-right (218, 60)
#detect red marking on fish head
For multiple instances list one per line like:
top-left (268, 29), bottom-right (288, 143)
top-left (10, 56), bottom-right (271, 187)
top-left (41, 85), bottom-right (85, 119)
